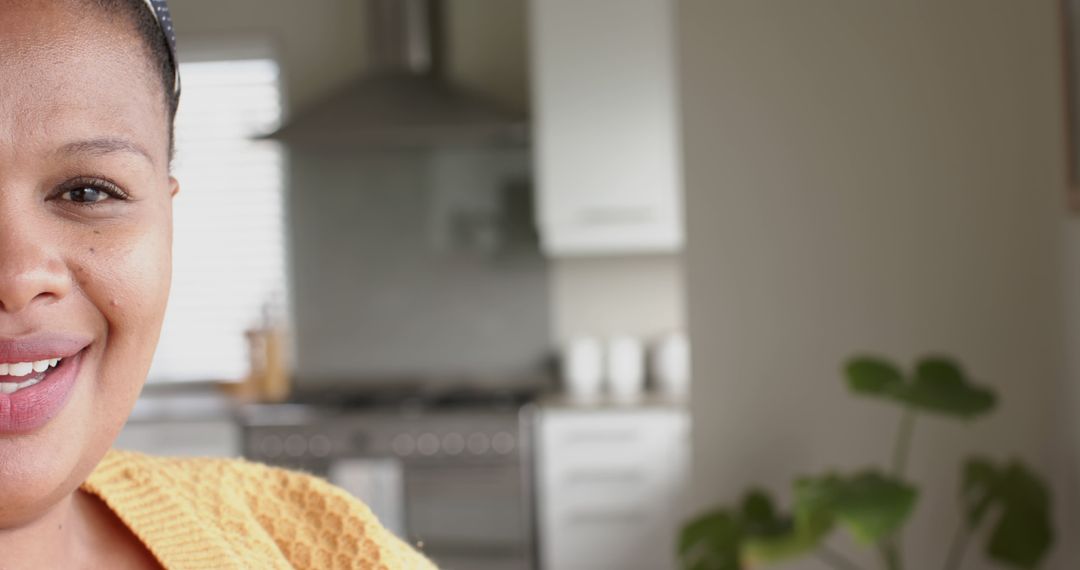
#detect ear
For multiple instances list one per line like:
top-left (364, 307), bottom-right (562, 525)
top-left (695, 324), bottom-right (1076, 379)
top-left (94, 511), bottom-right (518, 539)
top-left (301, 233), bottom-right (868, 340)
top-left (168, 176), bottom-right (180, 198)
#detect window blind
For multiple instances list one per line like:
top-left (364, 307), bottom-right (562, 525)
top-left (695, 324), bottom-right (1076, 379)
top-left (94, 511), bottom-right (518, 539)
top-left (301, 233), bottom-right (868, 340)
top-left (147, 58), bottom-right (287, 383)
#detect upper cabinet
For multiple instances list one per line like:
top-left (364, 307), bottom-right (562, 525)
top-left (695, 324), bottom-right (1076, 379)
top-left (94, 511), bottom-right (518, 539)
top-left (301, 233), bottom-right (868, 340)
top-left (529, 0), bottom-right (684, 256)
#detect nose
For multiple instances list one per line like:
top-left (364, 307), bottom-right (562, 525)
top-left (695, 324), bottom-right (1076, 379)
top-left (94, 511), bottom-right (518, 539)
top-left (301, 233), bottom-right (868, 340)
top-left (0, 216), bottom-right (71, 314)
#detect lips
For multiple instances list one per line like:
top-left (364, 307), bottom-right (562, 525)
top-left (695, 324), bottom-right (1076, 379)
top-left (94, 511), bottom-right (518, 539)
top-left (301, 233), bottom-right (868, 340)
top-left (0, 335), bottom-right (89, 364)
top-left (0, 335), bottom-right (91, 434)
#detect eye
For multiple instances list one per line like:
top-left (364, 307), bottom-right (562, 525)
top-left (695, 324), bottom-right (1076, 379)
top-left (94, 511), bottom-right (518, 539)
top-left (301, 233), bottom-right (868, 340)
top-left (63, 186), bottom-right (108, 204)
top-left (54, 177), bottom-right (130, 205)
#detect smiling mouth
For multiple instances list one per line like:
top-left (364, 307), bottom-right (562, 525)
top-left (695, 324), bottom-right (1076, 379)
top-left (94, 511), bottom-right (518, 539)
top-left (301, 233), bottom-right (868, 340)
top-left (0, 358), bottom-right (65, 394)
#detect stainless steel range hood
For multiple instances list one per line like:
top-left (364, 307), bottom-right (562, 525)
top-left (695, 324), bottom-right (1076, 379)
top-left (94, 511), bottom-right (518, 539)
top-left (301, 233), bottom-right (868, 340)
top-left (265, 0), bottom-right (528, 148)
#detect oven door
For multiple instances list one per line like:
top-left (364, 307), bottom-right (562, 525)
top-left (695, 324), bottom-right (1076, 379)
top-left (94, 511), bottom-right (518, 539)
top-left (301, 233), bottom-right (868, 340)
top-left (403, 461), bottom-right (534, 570)
top-left (329, 458), bottom-right (407, 538)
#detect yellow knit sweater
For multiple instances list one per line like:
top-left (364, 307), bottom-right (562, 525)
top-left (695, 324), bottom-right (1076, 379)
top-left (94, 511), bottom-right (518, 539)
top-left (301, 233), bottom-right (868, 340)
top-left (81, 449), bottom-right (437, 570)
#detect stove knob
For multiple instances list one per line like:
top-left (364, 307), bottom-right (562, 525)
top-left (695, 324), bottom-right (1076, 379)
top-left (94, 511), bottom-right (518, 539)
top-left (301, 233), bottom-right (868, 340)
top-left (467, 432), bottom-right (490, 455)
top-left (417, 433), bottom-right (440, 456)
top-left (442, 433), bottom-right (465, 455)
top-left (492, 432), bottom-right (516, 455)
top-left (285, 434), bottom-right (308, 457)
top-left (392, 433), bottom-right (416, 457)
top-left (259, 434), bottom-right (284, 458)
top-left (308, 434), bottom-right (332, 458)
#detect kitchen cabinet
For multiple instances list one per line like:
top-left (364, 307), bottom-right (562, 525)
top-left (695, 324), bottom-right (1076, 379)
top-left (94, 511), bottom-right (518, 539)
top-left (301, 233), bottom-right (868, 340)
top-left (529, 0), bottom-right (684, 255)
top-left (536, 404), bottom-right (689, 570)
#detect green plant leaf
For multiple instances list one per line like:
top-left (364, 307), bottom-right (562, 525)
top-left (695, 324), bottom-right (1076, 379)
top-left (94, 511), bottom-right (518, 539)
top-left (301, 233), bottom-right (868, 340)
top-left (904, 357), bottom-right (996, 418)
top-left (845, 357), bottom-right (905, 397)
top-left (739, 490), bottom-right (785, 535)
top-left (961, 458), bottom-right (1054, 569)
top-left (738, 489), bottom-right (830, 564)
top-left (843, 355), bottom-right (997, 419)
top-left (679, 490), bottom-right (834, 568)
top-left (794, 471), bottom-right (917, 544)
top-left (742, 508), bottom-right (832, 564)
top-left (678, 508), bottom-right (742, 570)
top-left (963, 458), bottom-right (999, 526)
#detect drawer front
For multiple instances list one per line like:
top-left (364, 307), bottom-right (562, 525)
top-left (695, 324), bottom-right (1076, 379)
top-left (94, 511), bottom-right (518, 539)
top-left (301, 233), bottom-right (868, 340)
top-left (541, 410), bottom-right (685, 465)
top-left (541, 501), bottom-right (678, 570)
top-left (544, 460), bottom-right (678, 510)
top-left (539, 410), bottom-right (687, 504)
top-left (536, 408), bottom-right (687, 570)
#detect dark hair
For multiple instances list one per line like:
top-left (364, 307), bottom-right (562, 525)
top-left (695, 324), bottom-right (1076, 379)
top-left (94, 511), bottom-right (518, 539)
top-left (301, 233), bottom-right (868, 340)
top-left (84, 0), bottom-right (180, 153)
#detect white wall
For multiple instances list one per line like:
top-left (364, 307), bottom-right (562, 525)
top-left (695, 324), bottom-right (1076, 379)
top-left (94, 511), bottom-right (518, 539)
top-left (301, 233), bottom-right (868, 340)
top-left (678, 0), bottom-right (1077, 568)
top-left (170, 0), bottom-right (366, 113)
top-left (550, 254), bottom-right (684, 343)
top-left (1058, 213), bottom-right (1080, 565)
top-left (445, 0), bottom-right (531, 111)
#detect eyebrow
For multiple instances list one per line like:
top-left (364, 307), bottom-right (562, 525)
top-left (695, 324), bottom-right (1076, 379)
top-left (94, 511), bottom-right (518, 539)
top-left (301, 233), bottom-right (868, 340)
top-left (57, 137), bottom-right (155, 165)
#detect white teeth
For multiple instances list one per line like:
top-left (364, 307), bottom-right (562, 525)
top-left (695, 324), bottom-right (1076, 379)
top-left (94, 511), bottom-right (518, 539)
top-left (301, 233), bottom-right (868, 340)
top-left (0, 355), bottom-right (62, 394)
top-left (0, 376), bottom-right (43, 395)
top-left (8, 362), bottom-right (33, 377)
top-left (0, 358), bottom-right (62, 379)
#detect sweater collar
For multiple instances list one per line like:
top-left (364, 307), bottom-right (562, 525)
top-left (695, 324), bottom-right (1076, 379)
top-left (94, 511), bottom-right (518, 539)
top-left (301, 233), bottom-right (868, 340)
top-left (81, 450), bottom-right (247, 570)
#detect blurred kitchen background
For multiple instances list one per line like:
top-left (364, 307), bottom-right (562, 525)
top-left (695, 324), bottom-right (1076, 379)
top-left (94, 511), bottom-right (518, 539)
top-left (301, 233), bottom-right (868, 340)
top-left (115, 1), bottom-right (1080, 569)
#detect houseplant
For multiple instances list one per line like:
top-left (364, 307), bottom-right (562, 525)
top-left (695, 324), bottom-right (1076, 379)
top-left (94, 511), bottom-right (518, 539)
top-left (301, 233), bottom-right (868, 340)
top-left (678, 355), bottom-right (1054, 570)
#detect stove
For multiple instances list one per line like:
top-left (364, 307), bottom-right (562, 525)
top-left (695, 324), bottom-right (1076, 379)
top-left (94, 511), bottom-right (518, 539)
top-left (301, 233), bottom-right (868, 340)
top-left (288, 383), bottom-right (542, 411)
top-left (240, 385), bottom-right (542, 570)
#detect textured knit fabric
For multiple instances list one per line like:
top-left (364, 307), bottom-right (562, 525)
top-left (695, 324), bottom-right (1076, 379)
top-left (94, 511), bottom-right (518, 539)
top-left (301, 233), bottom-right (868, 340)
top-left (80, 449), bottom-right (437, 570)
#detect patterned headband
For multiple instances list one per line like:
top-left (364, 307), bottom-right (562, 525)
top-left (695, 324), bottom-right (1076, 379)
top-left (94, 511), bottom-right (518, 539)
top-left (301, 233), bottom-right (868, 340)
top-left (141, 0), bottom-right (180, 95)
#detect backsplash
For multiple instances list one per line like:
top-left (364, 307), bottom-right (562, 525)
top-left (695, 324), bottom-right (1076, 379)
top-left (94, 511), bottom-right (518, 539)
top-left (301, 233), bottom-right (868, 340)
top-left (287, 147), bottom-right (550, 386)
top-left (550, 254), bottom-right (685, 343)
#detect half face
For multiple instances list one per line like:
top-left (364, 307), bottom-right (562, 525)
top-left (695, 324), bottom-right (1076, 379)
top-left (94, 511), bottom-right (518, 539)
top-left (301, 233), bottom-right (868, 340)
top-left (0, 1), bottom-right (175, 525)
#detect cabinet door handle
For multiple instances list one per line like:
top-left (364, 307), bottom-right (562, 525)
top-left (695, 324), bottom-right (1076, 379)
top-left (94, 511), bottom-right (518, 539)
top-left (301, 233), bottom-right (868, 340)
top-left (576, 206), bottom-right (655, 225)
top-left (566, 508), bottom-right (644, 525)
top-left (565, 469), bottom-right (645, 486)
top-left (562, 430), bottom-right (638, 445)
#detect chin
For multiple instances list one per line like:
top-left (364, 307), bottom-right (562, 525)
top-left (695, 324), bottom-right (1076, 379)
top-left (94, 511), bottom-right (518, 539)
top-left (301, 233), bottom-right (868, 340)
top-left (0, 342), bottom-right (147, 528)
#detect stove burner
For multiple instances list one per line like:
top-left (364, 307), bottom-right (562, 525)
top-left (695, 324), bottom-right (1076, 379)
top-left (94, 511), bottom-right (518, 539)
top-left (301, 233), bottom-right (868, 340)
top-left (289, 382), bottom-right (543, 411)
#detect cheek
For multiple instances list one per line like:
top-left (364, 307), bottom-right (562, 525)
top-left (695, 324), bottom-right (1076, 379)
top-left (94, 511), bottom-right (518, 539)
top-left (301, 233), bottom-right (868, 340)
top-left (74, 213), bottom-right (173, 384)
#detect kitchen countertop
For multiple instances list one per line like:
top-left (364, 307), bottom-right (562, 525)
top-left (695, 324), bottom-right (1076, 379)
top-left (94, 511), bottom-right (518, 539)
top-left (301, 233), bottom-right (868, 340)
top-left (125, 383), bottom-right (686, 423)
top-left (538, 392), bottom-right (687, 411)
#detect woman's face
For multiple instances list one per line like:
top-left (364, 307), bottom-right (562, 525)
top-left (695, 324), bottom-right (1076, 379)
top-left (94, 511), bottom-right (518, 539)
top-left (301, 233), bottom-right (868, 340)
top-left (0, 2), bottom-right (175, 524)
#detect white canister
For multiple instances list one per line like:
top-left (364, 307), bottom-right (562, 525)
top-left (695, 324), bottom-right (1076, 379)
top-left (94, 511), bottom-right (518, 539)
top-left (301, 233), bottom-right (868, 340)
top-left (652, 332), bottom-right (690, 399)
top-left (606, 335), bottom-right (645, 403)
top-left (561, 336), bottom-right (604, 403)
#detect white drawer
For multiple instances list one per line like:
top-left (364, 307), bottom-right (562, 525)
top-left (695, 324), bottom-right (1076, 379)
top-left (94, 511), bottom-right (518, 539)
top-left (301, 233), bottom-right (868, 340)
top-left (542, 502), bottom-right (677, 570)
top-left (543, 461), bottom-right (672, 509)
top-left (536, 407), bottom-right (687, 570)
top-left (540, 409), bottom-right (686, 467)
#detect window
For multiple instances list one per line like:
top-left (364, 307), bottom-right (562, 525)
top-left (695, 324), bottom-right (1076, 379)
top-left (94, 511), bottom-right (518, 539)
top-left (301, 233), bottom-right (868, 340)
top-left (147, 56), bottom-right (287, 383)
